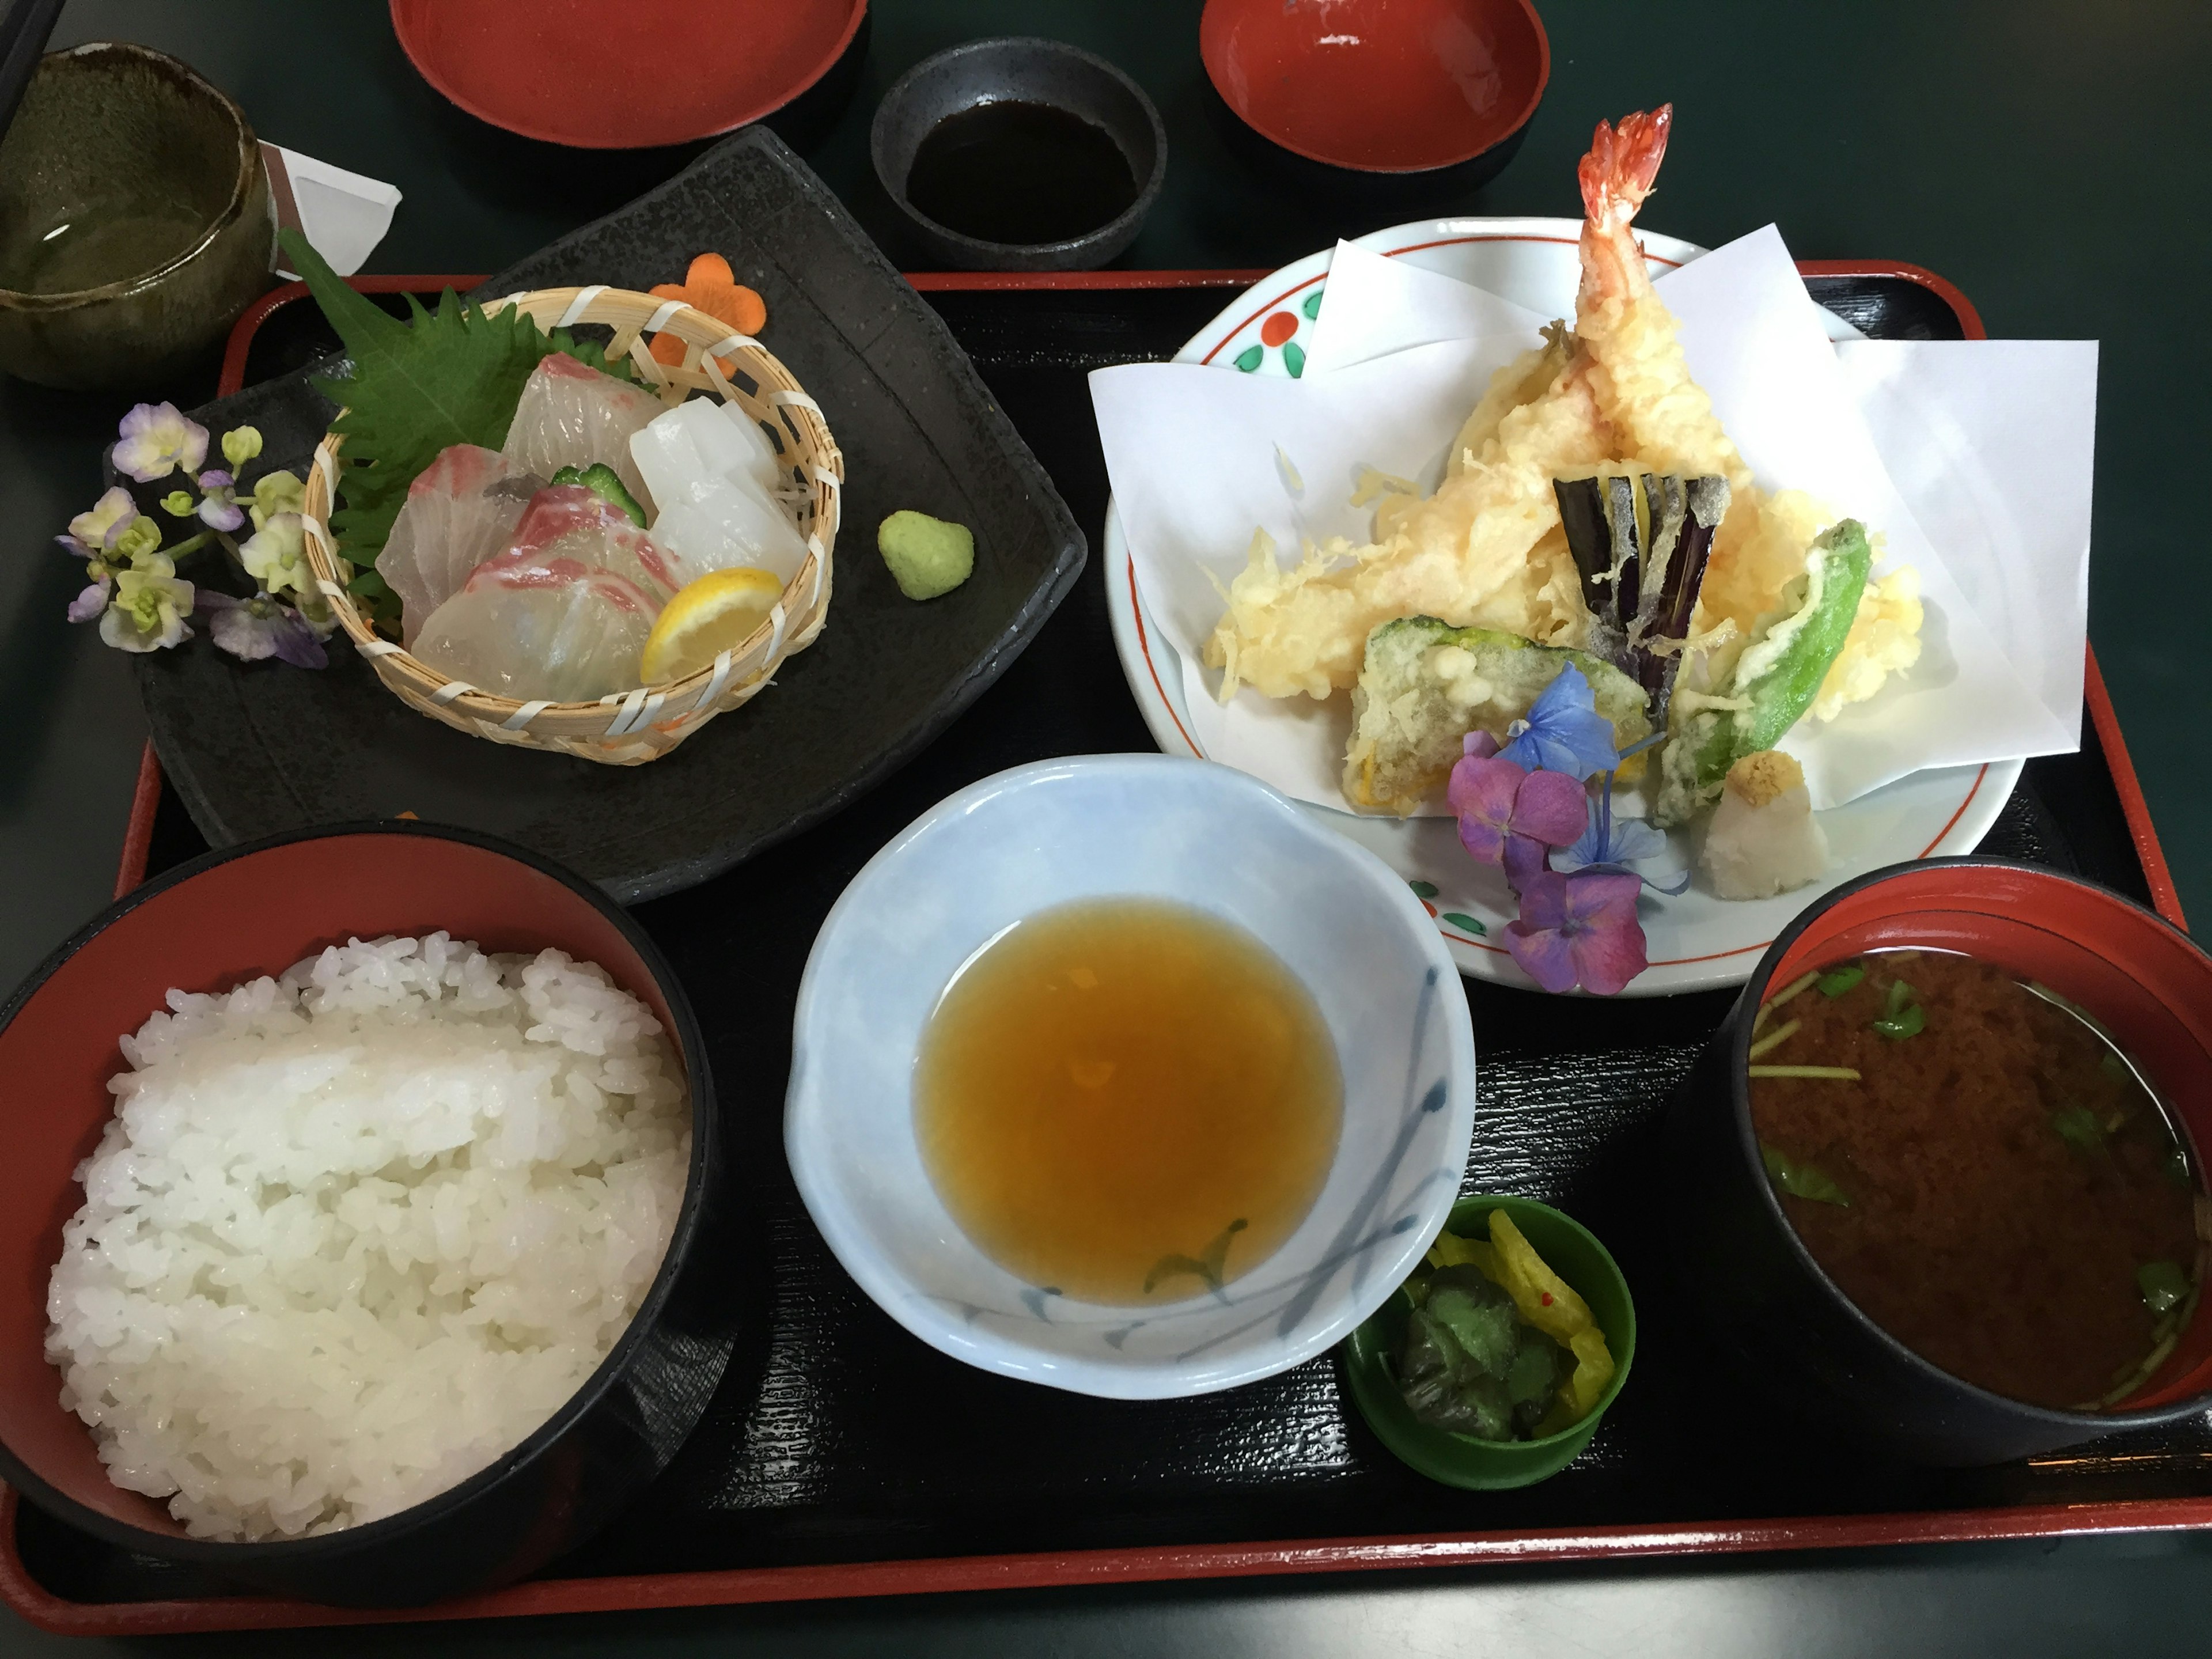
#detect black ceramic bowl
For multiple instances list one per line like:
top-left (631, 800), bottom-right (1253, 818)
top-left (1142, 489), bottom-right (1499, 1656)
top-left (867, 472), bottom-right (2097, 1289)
top-left (870, 37), bottom-right (1166, 271)
top-left (1667, 859), bottom-right (2212, 1467)
top-left (0, 823), bottom-right (748, 1606)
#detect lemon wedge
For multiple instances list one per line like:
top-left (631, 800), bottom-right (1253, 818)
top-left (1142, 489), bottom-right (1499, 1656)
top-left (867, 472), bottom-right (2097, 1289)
top-left (640, 567), bottom-right (785, 684)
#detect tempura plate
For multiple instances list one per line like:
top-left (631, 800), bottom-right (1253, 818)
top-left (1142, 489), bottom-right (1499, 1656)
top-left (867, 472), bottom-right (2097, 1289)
top-left (1103, 218), bottom-right (2021, 994)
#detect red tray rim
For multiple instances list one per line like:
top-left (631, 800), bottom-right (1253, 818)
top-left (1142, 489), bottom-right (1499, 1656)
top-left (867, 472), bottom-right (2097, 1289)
top-left (26, 260), bottom-right (2192, 1638)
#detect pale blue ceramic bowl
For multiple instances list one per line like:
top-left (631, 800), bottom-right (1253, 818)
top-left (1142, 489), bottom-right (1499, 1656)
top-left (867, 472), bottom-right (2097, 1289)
top-left (785, 754), bottom-right (1478, 1399)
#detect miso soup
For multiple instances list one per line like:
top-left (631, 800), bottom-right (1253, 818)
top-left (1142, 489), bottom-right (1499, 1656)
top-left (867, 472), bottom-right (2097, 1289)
top-left (915, 898), bottom-right (1342, 1306)
top-left (1748, 950), bottom-right (2206, 1411)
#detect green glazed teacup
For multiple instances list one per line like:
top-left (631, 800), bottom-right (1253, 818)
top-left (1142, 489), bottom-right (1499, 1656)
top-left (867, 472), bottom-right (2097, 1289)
top-left (0, 42), bottom-right (275, 389)
top-left (1340, 1194), bottom-right (1637, 1490)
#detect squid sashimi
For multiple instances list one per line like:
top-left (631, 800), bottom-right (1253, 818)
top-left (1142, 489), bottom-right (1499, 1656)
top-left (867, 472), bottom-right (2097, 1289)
top-left (629, 399), bottom-right (808, 584)
top-left (408, 487), bottom-right (683, 702)
top-left (380, 445), bottom-right (541, 647)
top-left (501, 354), bottom-right (662, 511)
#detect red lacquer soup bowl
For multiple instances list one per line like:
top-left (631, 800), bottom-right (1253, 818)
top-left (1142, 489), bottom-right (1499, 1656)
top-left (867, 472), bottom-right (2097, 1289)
top-left (391, 0), bottom-right (868, 150)
top-left (1199, 0), bottom-right (1548, 177)
top-left (0, 824), bottom-right (740, 1606)
top-left (1668, 859), bottom-right (2212, 1467)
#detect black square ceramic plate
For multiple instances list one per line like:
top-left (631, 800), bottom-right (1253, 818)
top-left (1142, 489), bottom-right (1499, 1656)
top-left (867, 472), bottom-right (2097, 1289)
top-left (134, 128), bottom-right (1085, 903)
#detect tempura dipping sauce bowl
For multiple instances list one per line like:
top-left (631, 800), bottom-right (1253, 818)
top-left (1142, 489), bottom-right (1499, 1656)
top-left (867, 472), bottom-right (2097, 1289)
top-left (1667, 859), bottom-right (2212, 1466)
top-left (0, 43), bottom-right (275, 389)
top-left (786, 755), bottom-right (1478, 1399)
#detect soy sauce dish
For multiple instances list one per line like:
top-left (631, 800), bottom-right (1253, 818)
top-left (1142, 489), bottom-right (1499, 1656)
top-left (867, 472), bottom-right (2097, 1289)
top-left (785, 755), bottom-right (1478, 1398)
top-left (870, 38), bottom-right (1167, 271)
top-left (1669, 859), bottom-right (2212, 1466)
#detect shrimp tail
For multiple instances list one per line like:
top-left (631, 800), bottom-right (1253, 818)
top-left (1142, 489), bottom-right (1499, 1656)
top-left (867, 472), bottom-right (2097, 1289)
top-left (1578, 105), bottom-right (1672, 233)
top-left (1577, 105), bottom-right (1674, 313)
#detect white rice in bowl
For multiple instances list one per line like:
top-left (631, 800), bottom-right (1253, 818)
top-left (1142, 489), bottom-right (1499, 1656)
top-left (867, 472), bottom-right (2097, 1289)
top-left (43, 933), bottom-right (691, 1541)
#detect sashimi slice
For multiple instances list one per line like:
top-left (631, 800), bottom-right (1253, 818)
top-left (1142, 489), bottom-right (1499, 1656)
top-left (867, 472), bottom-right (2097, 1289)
top-left (407, 486), bottom-right (694, 703)
top-left (647, 491), bottom-right (808, 585)
top-left (502, 354), bottom-right (662, 510)
top-left (499, 484), bottom-right (695, 602)
top-left (381, 444), bottom-right (541, 646)
top-left (629, 399), bottom-right (809, 584)
top-left (633, 397), bottom-right (784, 496)
top-left (410, 558), bottom-right (657, 704)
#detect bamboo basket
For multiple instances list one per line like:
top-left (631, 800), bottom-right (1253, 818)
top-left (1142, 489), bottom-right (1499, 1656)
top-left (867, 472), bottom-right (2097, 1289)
top-left (299, 284), bottom-right (842, 765)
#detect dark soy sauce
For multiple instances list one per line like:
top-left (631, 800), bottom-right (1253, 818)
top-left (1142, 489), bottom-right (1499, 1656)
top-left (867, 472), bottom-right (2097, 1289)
top-left (904, 100), bottom-right (1138, 247)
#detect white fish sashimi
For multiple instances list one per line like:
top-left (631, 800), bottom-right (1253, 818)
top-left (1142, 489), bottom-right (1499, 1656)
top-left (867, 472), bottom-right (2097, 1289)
top-left (494, 484), bottom-right (695, 601)
top-left (411, 563), bottom-right (656, 705)
top-left (629, 399), bottom-right (808, 584)
top-left (408, 487), bottom-right (687, 703)
top-left (381, 445), bottom-right (541, 647)
top-left (502, 354), bottom-right (662, 509)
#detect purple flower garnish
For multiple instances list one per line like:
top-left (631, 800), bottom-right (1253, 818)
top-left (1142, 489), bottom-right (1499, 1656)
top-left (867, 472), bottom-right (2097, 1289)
top-left (111, 402), bottom-right (209, 483)
top-left (99, 554), bottom-right (193, 653)
top-left (194, 468), bottom-right (245, 533)
top-left (62, 486), bottom-right (138, 554)
top-left (59, 488), bottom-right (166, 626)
top-left (66, 579), bottom-right (111, 623)
top-left (198, 591), bottom-right (328, 668)
top-left (1505, 869), bottom-right (1649, 996)
top-left (1447, 734), bottom-right (1589, 890)
top-left (1497, 664), bottom-right (1621, 781)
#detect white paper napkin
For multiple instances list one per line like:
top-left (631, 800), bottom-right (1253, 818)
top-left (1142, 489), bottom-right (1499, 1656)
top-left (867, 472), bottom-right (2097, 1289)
top-left (1834, 338), bottom-right (2097, 740)
top-left (1091, 226), bottom-right (2089, 817)
top-left (1090, 339), bottom-right (1535, 675)
top-left (1301, 241), bottom-right (1548, 375)
top-left (264, 143), bottom-right (404, 279)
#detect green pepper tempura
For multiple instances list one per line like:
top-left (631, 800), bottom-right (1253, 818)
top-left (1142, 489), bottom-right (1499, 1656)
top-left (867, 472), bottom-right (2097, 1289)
top-left (1655, 518), bottom-right (1873, 826)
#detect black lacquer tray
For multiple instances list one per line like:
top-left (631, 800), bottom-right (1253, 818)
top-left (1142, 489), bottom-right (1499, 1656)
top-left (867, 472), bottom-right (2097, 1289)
top-left (5, 268), bottom-right (2201, 1637)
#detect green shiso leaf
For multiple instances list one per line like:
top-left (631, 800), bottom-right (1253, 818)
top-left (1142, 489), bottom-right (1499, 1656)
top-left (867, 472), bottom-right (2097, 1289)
top-left (281, 228), bottom-right (633, 573)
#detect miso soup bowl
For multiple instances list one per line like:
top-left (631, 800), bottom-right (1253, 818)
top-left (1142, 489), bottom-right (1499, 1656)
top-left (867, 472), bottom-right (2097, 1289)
top-left (0, 823), bottom-right (745, 1605)
top-left (1666, 858), bottom-right (2212, 1467)
top-left (786, 755), bottom-right (1479, 1399)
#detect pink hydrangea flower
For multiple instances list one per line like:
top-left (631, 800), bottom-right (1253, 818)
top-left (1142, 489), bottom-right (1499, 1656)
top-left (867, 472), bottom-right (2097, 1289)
top-left (1446, 732), bottom-right (1589, 889)
top-left (1505, 870), bottom-right (1649, 996)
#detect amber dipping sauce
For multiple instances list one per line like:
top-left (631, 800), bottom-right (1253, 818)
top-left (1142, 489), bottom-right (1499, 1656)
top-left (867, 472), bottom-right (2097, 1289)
top-left (1749, 950), bottom-right (2202, 1410)
top-left (915, 898), bottom-right (1342, 1305)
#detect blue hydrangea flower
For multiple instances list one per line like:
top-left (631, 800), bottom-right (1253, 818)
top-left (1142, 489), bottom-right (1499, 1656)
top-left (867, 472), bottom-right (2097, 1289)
top-left (1555, 776), bottom-right (1690, 895)
top-left (1496, 664), bottom-right (1620, 781)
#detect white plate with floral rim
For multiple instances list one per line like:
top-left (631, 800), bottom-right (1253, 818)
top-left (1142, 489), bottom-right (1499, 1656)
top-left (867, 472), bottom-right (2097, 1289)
top-left (1101, 217), bottom-right (2021, 997)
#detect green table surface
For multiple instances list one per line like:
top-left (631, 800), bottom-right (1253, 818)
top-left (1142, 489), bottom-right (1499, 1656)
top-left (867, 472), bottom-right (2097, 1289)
top-left (4, 0), bottom-right (2211, 1651)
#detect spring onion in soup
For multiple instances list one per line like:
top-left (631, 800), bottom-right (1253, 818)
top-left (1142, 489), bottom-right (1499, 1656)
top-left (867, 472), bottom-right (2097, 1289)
top-left (1747, 949), bottom-right (2207, 1411)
